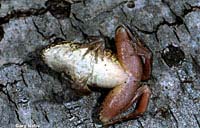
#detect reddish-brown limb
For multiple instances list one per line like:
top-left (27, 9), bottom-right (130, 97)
top-left (100, 25), bottom-right (143, 123)
top-left (134, 43), bottom-right (153, 80)
top-left (115, 25), bottom-right (143, 80)
top-left (99, 77), bottom-right (140, 123)
top-left (104, 85), bottom-right (151, 126)
top-left (117, 24), bottom-right (153, 80)
top-left (99, 25), bottom-right (152, 125)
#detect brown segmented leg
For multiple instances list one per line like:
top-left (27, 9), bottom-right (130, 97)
top-left (118, 24), bottom-right (153, 80)
top-left (99, 25), bottom-right (151, 125)
top-left (99, 77), bottom-right (140, 123)
top-left (100, 25), bottom-right (143, 123)
top-left (134, 43), bottom-right (153, 80)
top-left (104, 85), bottom-right (151, 126)
top-left (115, 25), bottom-right (143, 79)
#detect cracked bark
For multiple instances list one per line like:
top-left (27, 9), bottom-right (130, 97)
top-left (0, 0), bottom-right (200, 128)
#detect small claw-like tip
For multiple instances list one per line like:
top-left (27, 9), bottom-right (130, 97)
top-left (99, 112), bottom-right (109, 124)
top-left (115, 26), bottom-right (130, 43)
top-left (116, 24), bottom-right (138, 44)
top-left (100, 117), bottom-right (109, 124)
top-left (116, 25), bottom-right (127, 35)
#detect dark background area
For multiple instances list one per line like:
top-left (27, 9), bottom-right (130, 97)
top-left (0, 0), bottom-right (200, 127)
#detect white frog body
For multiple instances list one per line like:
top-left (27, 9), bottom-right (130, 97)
top-left (41, 41), bottom-right (129, 89)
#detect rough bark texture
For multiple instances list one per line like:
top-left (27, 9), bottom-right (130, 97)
top-left (0, 0), bottom-right (200, 128)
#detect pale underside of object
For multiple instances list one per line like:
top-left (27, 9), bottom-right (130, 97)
top-left (42, 42), bottom-right (129, 88)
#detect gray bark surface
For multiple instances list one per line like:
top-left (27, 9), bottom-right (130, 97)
top-left (0, 0), bottom-right (200, 128)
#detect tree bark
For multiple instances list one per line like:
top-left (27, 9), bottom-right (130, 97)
top-left (0, 0), bottom-right (200, 127)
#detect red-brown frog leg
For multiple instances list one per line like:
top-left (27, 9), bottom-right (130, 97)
top-left (103, 85), bottom-right (151, 126)
top-left (120, 24), bottom-right (153, 80)
top-left (99, 25), bottom-right (151, 125)
top-left (134, 41), bottom-right (152, 80)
